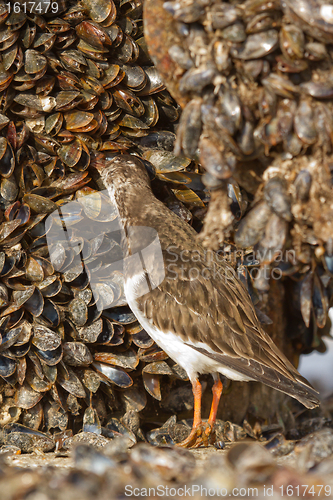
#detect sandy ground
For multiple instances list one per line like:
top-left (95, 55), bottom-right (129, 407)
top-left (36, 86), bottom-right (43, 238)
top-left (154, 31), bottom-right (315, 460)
top-left (4, 440), bottom-right (297, 470)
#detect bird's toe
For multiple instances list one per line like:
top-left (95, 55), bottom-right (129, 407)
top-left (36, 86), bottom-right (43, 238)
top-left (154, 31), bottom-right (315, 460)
top-left (176, 421), bottom-right (216, 448)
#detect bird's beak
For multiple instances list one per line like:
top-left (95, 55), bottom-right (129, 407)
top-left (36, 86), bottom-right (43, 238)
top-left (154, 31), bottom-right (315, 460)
top-left (90, 151), bottom-right (119, 173)
top-left (90, 152), bottom-right (106, 173)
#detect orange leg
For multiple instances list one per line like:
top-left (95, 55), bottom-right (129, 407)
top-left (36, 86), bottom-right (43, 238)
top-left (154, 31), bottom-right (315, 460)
top-left (192, 378), bottom-right (202, 427)
top-left (208, 377), bottom-right (223, 427)
top-left (177, 376), bottom-right (223, 448)
top-left (177, 378), bottom-right (203, 448)
top-left (203, 376), bottom-right (223, 441)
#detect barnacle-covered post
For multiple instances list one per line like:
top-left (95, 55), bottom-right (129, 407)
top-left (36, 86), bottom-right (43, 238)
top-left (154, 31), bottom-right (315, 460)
top-left (144, 0), bottom-right (333, 419)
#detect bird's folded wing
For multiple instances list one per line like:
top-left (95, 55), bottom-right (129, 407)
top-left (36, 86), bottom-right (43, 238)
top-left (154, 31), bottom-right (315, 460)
top-left (136, 247), bottom-right (317, 393)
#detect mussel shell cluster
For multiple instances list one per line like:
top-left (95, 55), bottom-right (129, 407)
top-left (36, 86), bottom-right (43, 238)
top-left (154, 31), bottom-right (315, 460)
top-left (0, 0), bottom-right (212, 435)
top-left (2, 418), bottom-right (333, 499)
top-left (145, 0), bottom-right (333, 352)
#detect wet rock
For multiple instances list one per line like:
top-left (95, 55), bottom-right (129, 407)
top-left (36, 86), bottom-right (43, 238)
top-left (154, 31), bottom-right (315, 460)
top-left (62, 432), bottom-right (110, 451)
top-left (130, 443), bottom-right (196, 482)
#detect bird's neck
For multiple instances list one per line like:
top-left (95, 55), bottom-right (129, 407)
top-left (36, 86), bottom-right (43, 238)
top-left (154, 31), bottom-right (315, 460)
top-left (108, 182), bottom-right (169, 259)
top-left (109, 182), bottom-right (160, 229)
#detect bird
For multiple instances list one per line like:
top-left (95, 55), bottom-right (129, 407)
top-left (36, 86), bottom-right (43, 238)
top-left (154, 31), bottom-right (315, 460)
top-left (92, 153), bottom-right (320, 448)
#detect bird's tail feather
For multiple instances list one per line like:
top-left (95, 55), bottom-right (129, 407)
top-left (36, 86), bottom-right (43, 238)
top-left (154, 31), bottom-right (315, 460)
top-left (292, 377), bottom-right (321, 409)
top-left (188, 344), bottom-right (320, 409)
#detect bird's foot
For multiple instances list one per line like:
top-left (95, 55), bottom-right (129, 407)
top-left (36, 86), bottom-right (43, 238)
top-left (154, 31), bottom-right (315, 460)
top-left (176, 422), bottom-right (215, 448)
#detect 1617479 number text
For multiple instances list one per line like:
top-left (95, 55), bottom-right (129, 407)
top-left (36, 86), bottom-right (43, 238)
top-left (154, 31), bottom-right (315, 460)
top-left (5, 2), bottom-right (59, 14)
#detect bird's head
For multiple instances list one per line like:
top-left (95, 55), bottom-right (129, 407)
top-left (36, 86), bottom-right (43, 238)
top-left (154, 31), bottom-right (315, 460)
top-left (91, 153), bottom-right (152, 191)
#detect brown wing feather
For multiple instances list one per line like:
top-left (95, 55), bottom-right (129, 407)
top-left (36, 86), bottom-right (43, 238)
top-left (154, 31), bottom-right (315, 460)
top-left (135, 212), bottom-right (319, 408)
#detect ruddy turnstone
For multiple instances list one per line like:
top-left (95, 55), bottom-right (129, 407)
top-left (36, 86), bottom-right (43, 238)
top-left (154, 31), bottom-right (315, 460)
top-left (93, 154), bottom-right (320, 448)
